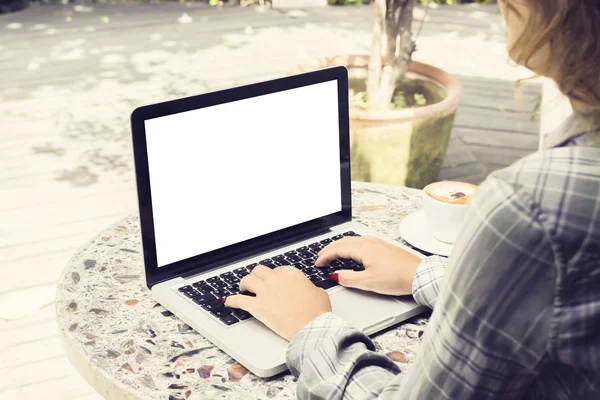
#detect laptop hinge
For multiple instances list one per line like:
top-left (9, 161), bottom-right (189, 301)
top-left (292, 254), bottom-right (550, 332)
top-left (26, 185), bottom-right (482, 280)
top-left (180, 226), bottom-right (333, 280)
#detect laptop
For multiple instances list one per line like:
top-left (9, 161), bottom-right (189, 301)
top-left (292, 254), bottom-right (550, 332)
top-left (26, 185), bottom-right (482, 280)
top-left (130, 66), bottom-right (427, 378)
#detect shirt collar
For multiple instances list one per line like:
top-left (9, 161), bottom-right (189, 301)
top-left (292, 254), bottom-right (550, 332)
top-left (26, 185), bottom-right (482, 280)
top-left (543, 112), bottom-right (600, 149)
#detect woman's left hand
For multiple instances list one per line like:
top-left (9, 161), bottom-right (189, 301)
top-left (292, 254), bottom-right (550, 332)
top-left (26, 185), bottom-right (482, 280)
top-left (224, 265), bottom-right (332, 341)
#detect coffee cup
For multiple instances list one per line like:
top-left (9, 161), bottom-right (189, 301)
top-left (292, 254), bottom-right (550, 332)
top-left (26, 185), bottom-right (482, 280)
top-left (422, 181), bottom-right (478, 244)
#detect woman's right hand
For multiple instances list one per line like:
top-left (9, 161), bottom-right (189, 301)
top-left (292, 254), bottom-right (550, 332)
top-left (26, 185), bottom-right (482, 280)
top-left (315, 236), bottom-right (422, 296)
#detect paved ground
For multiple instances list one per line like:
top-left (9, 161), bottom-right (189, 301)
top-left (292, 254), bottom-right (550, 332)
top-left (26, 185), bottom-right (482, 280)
top-left (0, 2), bottom-right (550, 399)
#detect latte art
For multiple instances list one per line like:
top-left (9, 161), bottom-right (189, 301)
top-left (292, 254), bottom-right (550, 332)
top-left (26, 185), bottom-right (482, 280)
top-left (424, 181), bottom-right (477, 205)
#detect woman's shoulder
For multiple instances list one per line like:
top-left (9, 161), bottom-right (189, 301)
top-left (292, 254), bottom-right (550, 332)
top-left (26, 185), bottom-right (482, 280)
top-left (482, 146), bottom-right (600, 239)
top-left (489, 145), bottom-right (600, 198)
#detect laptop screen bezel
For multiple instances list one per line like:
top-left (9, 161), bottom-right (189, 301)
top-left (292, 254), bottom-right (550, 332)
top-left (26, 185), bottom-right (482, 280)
top-left (131, 66), bottom-right (351, 289)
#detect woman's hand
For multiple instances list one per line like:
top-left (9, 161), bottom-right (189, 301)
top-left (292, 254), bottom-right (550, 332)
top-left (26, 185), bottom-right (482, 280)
top-left (224, 265), bottom-right (332, 341)
top-left (316, 236), bottom-right (421, 296)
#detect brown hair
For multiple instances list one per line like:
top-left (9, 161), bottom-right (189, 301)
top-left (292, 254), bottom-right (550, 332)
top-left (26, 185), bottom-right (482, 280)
top-left (506, 0), bottom-right (600, 115)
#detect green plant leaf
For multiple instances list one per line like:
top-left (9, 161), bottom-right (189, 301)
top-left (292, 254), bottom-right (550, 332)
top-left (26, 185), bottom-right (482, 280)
top-left (414, 93), bottom-right (427, 106)
top-left (349, 91), bottom-right (368, 109)
top-left (392, 91), bottom-right (407, 109)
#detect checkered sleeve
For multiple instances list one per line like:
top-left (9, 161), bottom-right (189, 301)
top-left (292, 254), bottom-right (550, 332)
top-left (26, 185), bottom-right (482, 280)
top-left (411, 255), bottom-right (447, 309)
top-left (286, 312), bottom-right (404, 399)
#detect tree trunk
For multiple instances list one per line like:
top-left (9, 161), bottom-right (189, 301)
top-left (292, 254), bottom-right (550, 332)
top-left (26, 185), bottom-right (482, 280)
top-left (395, 0), bottom-right (416, 82)
top-left (376, 0), bottom-right (416, 109)
top-left (366, 0), bottom-right (385, 110)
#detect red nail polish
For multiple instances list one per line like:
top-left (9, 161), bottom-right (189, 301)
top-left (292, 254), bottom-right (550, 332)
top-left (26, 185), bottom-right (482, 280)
top-left (331, 272), bottom-right (339, 283)
top-left (222, 297), bottom-right (227, 305)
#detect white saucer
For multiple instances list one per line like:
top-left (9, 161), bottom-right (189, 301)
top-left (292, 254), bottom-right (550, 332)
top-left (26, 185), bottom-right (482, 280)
top-left (399, 210), bottom-right (453, 257)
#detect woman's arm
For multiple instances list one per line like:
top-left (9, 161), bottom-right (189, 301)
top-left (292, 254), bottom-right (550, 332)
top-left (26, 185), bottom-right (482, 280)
top-left (283, 253), bottom-right (448, 399)
top-left (287, 177), bottom-right (557, 399)
top-left (287, 312), bottom-right (405, 399)
top-left (412, 255), bottom-right (447, 309)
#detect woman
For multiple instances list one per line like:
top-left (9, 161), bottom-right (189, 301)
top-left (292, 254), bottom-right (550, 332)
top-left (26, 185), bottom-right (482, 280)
top-left (225, 0), bottom-right (600, 398)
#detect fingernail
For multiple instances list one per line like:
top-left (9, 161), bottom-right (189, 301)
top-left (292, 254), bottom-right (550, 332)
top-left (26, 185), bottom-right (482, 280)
top-left (331, 272), bottom-right (339, 283)
top-left (222, 297), bottom-right (227, 305)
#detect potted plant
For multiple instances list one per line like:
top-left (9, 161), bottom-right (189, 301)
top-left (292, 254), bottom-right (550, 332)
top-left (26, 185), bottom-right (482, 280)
top-left (292, 0), bottom-right (462, 189)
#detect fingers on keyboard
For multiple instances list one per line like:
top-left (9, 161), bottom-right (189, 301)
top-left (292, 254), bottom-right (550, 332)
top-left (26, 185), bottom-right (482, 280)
top-left (179, 232), bottom-right (357, 325)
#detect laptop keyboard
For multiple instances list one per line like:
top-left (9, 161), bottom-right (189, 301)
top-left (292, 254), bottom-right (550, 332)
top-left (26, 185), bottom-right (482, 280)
top-left (177, 231), bottom-right (364, 326)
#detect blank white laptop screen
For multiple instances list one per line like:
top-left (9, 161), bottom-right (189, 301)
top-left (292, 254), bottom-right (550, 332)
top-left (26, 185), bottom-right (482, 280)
top-left (144, 80), bottom-right (342, 267)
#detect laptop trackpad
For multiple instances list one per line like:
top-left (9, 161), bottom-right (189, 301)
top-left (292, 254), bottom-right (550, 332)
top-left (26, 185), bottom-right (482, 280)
top-left (329, 288), bottom-right (405, 332)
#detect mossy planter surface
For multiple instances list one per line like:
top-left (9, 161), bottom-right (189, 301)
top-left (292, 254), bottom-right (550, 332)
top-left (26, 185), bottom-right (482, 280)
top-left (292, 55), bottom-right (462, 189)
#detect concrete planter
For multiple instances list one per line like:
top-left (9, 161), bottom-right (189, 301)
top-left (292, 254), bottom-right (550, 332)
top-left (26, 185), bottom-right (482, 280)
top-left (292, 55), bottom-right (462, 189)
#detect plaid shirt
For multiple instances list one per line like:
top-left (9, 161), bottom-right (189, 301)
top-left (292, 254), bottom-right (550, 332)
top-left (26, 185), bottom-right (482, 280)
top-left (286, 113), bottom-right (600, 399)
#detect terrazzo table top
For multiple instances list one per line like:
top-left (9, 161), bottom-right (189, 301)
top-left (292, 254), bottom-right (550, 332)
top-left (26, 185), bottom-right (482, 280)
top-left (56, 181), bottom-right (433, 400)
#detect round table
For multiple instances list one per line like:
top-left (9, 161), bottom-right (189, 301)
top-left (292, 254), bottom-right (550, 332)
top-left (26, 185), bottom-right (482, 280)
top-left (56, 181), bottom-right (432, 400)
